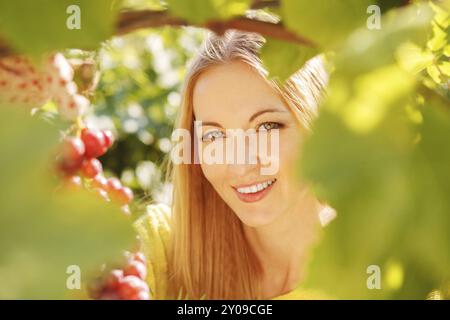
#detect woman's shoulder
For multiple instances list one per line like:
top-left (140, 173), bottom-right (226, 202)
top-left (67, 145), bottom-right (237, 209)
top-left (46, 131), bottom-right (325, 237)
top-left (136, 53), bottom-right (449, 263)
top-left (134, 203), bottom-right (172, 250)
top-left (133, 203), bottom-right (172, 299)
top-left (134, 203), bottom-right (172, 231)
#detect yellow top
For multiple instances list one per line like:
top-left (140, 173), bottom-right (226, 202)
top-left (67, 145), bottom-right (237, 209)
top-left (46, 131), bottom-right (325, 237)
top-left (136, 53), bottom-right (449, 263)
top-left (133, 204), bottom-right (330, 300)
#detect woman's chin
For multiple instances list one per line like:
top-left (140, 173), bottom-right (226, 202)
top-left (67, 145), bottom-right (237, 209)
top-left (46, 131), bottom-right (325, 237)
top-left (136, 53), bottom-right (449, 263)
top-left (235, 209), bottom-right (280, 228)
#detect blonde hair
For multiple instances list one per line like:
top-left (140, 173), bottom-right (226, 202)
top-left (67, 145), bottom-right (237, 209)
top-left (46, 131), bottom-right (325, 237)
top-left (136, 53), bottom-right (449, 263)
top-left (168, 30), bottom-right (328, 299)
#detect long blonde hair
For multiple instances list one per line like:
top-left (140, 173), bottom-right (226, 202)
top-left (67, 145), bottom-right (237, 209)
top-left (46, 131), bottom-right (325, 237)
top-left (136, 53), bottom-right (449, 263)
top-left (168, 30), bottom-right (328, 299)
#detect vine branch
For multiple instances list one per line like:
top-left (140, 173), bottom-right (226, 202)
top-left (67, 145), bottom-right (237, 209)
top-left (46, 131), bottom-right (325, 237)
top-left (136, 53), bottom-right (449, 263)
top-left (0, 6), bottom-right (316, 58)
top-left (115, 9), bottom-right (316, 47)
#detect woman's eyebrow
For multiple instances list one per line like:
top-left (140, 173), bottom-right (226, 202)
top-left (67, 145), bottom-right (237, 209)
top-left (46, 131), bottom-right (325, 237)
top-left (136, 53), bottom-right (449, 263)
top-left (197, 108), bottom-right (287, 127)
top-left (199, 121), bottom-right (223, 127)
top-left (249, 108), bottom-right (289, 122)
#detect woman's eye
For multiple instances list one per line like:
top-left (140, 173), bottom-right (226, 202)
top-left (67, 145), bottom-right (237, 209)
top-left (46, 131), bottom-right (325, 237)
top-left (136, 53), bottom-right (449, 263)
top-left (258, 122), bottom-right (281, 132)
top-left (202, 130), bottom-right (225, 142)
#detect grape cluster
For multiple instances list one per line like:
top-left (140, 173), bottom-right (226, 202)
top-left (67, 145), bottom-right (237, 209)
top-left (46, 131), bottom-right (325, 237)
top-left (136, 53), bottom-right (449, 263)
top-left (0, 54), bottom-right (88, 120)
top-left (57, 127), bottom-right (134, 213)
top-left (57, 128), bottom-right (147, 299)
top-left (2, 53), bottom-right (147, 299)
top-left (89, 251), bottom-right (150, 300)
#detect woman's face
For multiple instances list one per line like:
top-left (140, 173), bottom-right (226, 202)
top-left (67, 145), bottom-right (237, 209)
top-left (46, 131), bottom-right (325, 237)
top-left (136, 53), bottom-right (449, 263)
top-left (193, 60), bottom-right (307, 227)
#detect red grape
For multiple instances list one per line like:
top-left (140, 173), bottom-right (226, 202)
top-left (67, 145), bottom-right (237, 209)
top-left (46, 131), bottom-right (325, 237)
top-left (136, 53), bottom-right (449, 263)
top-left (92, 175), bottom-right (108, 189)
top-left (105, 269), bottom-right (124, 291)
top-left (103, 130), bottom-right (114, 149)
top-left (88, 253), bottom-right (149, 300)
top-left (58, 137), bottom-right (85, 175)
top-left (93, 188), bottom-right (110, 202)
top-left (117, 275), bottom-right (149, 300)
top-left (124, 260), bottom-right (147, 280)
top-left (107, 177), bottom-right (122, 192)
top-left (107, 178), bottom-right (135, 206)
top-left (81, 128), bottom-right (106, 158)
top-left (81, 158), bottom-right (103, 178)
top-left (62, 137), bottom-right (85, 162)
top-left (113, 186), bottom-right (134, 205)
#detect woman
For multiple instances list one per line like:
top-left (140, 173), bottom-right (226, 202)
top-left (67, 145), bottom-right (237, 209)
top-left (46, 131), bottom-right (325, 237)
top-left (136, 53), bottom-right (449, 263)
top-left (134, 30), bottom-right (335, 300)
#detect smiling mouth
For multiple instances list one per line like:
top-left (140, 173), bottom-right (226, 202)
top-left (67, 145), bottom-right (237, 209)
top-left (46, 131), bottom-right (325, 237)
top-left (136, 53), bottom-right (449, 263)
top-left (233, 178), bottom-right (277, 203)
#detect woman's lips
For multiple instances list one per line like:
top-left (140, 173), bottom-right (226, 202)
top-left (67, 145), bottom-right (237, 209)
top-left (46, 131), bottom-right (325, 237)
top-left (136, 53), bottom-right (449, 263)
top-left (232, 179), bottom-right (276, 203)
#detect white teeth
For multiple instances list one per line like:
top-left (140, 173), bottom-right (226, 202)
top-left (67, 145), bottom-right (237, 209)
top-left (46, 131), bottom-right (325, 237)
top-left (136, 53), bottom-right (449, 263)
top-left (236, 179), bottom-right (276, 194)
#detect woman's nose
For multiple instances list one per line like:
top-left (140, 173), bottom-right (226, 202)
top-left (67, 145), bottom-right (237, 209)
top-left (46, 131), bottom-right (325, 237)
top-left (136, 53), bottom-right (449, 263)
top-left (227, 161), bottom-right (260, 178)
top-left (224, 130), bottom-right (269, 177)
top-left (226, 144), bottom-right (261, 177)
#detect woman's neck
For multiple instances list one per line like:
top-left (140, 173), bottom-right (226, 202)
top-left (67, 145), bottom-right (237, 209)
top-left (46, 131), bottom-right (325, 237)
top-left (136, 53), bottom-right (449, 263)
top-left (243, 188), bottom-right (322, 298)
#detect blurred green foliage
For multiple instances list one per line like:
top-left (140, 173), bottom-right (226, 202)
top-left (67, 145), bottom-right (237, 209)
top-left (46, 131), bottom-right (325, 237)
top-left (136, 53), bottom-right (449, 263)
top-left (261, 37), bottom-right (318, 82)
top-left (299, 1), bottom-right (449, 299)
top-left (0, 106), bottom-right (134, 299)
top-left (282, 0), bottom-right (373, 47)
top-left (0, 0), bottom-right (119, 56)
top-left (166, 0), bottom-right (251, 24)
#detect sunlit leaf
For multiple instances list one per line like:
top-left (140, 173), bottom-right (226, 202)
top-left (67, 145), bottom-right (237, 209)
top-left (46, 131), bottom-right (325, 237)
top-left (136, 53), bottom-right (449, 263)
top-left (260, 37), bottom-right (318, 82)
top-left (326, 65), bottom-right (416, 133)
top-left (299, 82), bottom-right (450, 299)
top-left (335, 3), bottom-right (433, 78)
top-left (0, 0), bottom-right (119, 56)
top-left (396, 42), bottom-right (434, 74)
top-left (281, 0), bottom-right (372, 48)
top-left (165, 0), bottom-right (251, 24)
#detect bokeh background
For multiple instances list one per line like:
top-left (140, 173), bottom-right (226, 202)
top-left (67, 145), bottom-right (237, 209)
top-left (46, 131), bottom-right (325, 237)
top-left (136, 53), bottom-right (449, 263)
top-left (88, 27), bottom-right (205, 206)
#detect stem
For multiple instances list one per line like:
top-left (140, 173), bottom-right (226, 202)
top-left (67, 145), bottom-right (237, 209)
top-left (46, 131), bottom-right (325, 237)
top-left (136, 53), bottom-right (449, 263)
top-left (116, 10), bottom-right (317, 47)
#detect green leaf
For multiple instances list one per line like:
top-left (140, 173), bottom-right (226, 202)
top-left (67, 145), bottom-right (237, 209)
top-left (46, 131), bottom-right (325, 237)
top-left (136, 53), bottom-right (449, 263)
top-left (407, 98), bottom-right (450, 291)
top-left (326, 65), bottom-right (416, 133)
top-left (429, 1), bottom-right (450, 29)
top-left (444, 44), bottom-right (450, 57)
top-left (299, 70), bottom-right (450, 298)
top-left (165, 0), bottom-right (251, 24)
top-left (301, 112), bottom-right (414, 299)
top-left (439, 61), bottom-right (450, 77)
top-left (0, 106), bottom-right (134, 299)
top-left (260, 37), bottom-right (318, 82)
top-left (427, 22), bottom-right (448, 52)
top-left (427, 65), bottom-right (442, 84)
top-left (281, 0), bottom-right (372, 48)
top-left (396, 43), bottom-right (434, 74)
top-left (0, 0), bottom-right (120, 56)
top-left (335, 3), bottom-right (433, 78)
